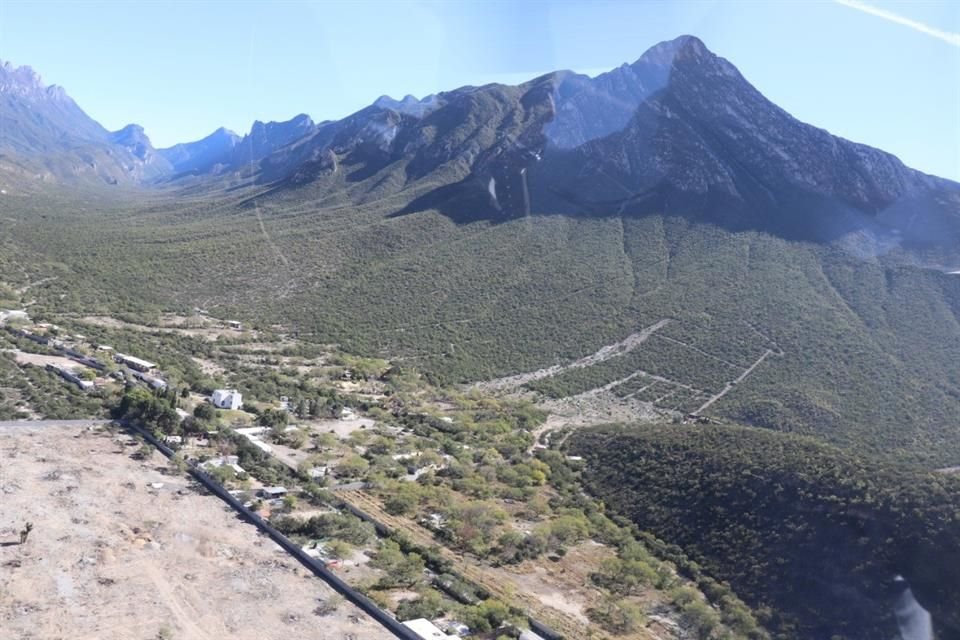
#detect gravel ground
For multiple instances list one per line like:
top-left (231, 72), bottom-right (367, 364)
top-left (0, 423), bottom-right (392, 640)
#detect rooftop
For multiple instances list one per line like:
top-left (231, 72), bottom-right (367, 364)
top-left (261, 486), bottom-right (288, 495)
top-left (115, 353), bottom-right (157, 368)
top-left (401, 618), bottom-right (459, 640)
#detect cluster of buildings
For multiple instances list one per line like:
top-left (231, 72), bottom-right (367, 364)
top-left (5, 318), bottom-right (178, 396)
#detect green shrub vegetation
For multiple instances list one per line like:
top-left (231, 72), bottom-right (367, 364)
top-left (3, 185), bottom-right (958, 466)
top-left (570, 423), bottom-right (960, 639)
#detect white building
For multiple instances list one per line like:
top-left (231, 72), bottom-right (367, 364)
top-left (401, 619), bottom-right (459, 640)
top-left (113, 352), bottom-right (157, 372)
top-left (211, 389), bottom-right (243, 410)
top-left (202, 457), bottom-right (245, 475)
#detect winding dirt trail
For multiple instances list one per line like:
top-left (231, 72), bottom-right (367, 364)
top-left (474, 319), bottom-right (671, 393)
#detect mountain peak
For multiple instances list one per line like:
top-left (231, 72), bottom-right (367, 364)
top-left (1, 60), bottom-right (50, 97)
top-left (249, 113), bottom-right (314, 133)
top-left (212, 126), bottom-right (240, 140)
top-left (632, 35), bottom-right (727, 73)
top-left (373, 93), bottom-right (441, 117)
top-left (113, 123), bottom-right (146, 137)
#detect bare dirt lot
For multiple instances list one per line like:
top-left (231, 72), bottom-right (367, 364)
top-left (0, 423), bottom-right (392, 640)
top-left (8, 349), bottom-right (83, 372)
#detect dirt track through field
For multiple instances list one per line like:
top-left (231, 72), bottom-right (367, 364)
top-left (474, 319), bottom-right (671, 393)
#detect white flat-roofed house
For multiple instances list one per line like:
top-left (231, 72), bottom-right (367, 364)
top-left (401, 619), bottom-right (459, 640)
top-left (211, 389), bottom-right (243, 410)
top-left (202, 457), bottom-right (246, 475)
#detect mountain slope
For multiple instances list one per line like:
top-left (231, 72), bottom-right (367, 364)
top-left (0, 61), bottom-right (165, 185)
top-left (545, 37), bottom-right (680, 149)
top-left (158, 126), bottom-right (240, 175)
top-left (532, 36), bottom-right (958, 247)
top-left (569, 423), bottom-right (960, 640)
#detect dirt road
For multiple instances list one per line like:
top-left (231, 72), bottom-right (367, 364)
top-left (473, 319), bottom-right (671, 393)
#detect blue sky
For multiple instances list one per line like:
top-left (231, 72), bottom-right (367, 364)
top-left (1, 0), bottom-right (957, 180)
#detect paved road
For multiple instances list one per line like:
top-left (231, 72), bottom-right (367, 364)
top-left (0, 418), bottom-right (114, 429)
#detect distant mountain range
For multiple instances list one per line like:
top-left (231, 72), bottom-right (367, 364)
top-left (3, 36), bottom-right (955, 249)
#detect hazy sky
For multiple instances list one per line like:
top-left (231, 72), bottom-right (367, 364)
top-left (1, 0), bottom-right (957, 179)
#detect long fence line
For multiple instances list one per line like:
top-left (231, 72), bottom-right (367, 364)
top-left (125, 421), bottom-right (423, 640)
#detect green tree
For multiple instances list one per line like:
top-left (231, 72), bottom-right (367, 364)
top-left (370, 540), bottom-right (425, 587)
top-left (325, 539), bottom-right (352, 562)
top-left (133, 443), bottom-right (153, 460)
top-left (336, 454), bottom-right (370, 478)
top-left (396, 590), bottom-right (445, 621)
top-left (384, 484), bottom-right (420, 516)
top-left (169, 451), bottom-right (187, 473)
top-left (259, 408), bottom-right (289, 429)
top-left (193, 403), bottom-right (215, 421)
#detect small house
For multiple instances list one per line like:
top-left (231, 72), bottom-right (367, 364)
top-left (401, 619), bottom-right (459, 640)
top-left (226, 320), bottom-right (242, 330)
top-left (203, 457), bottom-right (246, 475)
top-left (211, 389), bottom-right (243, 410)
top-left (259, 486), bottom-right (288, 499)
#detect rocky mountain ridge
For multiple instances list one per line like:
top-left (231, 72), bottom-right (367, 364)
top-left (1, 38), bottom-right (956, 251)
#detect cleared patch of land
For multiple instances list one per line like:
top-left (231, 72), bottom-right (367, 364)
top-left (0, 423), bottom-right (392, 640)
top-left (473, 319), bottom-right (671, 393)
top-left (8, 349), bottom-right (82, 371)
